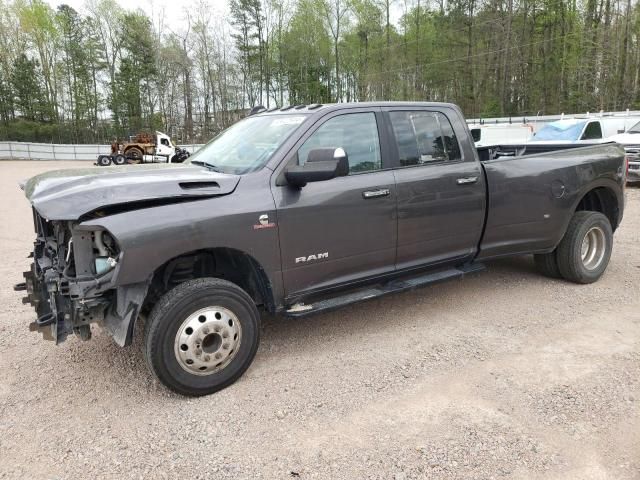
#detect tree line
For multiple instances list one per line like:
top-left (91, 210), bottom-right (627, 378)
top-left (1, 0), bottom-right (639, 144)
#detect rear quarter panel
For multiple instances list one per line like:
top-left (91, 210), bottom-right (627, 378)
top-left (478, 143), bottom-right (625, 260)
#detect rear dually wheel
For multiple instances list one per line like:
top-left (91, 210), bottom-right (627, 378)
top-left (556, 211), bottom-right (613, 284)
top-left (534, 250), bottom-right (561, 278)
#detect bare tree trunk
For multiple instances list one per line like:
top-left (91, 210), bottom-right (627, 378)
top-left (617, 0), bottom-right (631, 107)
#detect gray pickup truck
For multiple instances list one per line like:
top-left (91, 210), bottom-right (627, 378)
top-left (16, 102), bottom-right (627, 396)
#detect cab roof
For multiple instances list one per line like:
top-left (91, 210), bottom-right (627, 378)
top-left (249, 101), bottom-right (459, 117)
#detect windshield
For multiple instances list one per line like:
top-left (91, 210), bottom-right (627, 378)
top-left (627, 121), bottom-right (640, 134)
top-left (532, 121), bottom-right (586, 141)
top-left (188, 114), bottom-right (307, 174)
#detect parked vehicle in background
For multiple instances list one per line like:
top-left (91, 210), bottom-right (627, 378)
top-left (608, 120), bottom-right (640, 183)
top-left (531, 119), bottom-right (606, 144)
top-left (473, 119), bottom-right (608, 158)
top-left (96, 131), bottom-right (190, 166)
top-left (517, 118), bottom-right (640, 182)
top-left (530, 117), bottom-right (640, 144)
top-left (16, 102), bottom-right (626, 396)
top-left (469, 123), bottom-right (534, 147)
top-left (481, 117), bottom-right (639, 159)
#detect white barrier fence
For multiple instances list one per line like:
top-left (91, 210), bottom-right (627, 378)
top-left (0, 142), bottom-right (204, 161)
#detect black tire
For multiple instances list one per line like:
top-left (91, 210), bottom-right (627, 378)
top-left (126, 147), bottom-right (143, 163)
top-left (144, 278), bottom-right (260, 396)
top-left (534, 251), bottom-right (561, 278)
top-left (556, 211), bottom-right (613, 284)
top-left (97, 155), bottom-right (111, 166)
top-left (113, 154), bottom-right (126, 165)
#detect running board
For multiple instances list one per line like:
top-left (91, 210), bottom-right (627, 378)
top-left (285, 263), bottom-right (485, 318)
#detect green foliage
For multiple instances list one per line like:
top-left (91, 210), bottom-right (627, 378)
top-left (56, 4), bottom-right (102, 137)
top-left (109, 12), bottom-right (157, 136)
top-left (1, 0), bottom-right (640, 143)
top-left (11, 54), bottom-right (47, 121)
top-left (282, 0), bottom-right (334, 104)
top-left (481, 99), bottom-right (501, 118)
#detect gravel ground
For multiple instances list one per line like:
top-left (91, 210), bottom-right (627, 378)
top-left (0, 160), bottom-right (639, 480)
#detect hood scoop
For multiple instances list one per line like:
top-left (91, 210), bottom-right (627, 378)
top-left (179, 181), bottom-right (221, 190)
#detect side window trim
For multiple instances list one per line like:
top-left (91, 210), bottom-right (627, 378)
top-left (432, 112), bottom-right (450, 161)
top-left (375, 110), bottom-right (394, 171)
top-left (435, 111), bottom-right (463, 162)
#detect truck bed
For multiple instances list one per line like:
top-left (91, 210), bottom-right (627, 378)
top-left (476, 141), bottom-right (616, 162)
top-left (476, 143), bottom-right (626, 260)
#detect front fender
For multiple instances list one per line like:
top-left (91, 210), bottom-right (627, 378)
top-left (80, 171), bottom-right (283, 308)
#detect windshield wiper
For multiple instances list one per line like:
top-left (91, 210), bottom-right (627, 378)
top-left (191, 160), bottom-right (223, 173)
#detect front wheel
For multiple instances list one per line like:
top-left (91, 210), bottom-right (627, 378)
top-left (144, 278), bottom-right (260, 396)
top-left (556, 211), bottom-right (613, 284)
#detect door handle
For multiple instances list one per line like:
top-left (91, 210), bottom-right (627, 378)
top-left (456, 176), bottom-right (478, 185)
top-left (362, 188), bottom-right (390, 199)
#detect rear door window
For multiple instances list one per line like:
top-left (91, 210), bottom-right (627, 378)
top-left (437, 113), bottom-right (462, 160)
top-left (389, 111), bottom-right (462, 166)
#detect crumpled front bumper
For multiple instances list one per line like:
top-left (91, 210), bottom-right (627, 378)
top-left (15, 259), bottom-right (102, 343)
top-left (17, 253), bottom-right (149, 346)
top-left (15, 263), bottom-right (62, 342)
top-left (19, 207), bottom-right (151, 346)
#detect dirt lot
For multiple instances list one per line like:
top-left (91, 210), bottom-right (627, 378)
top-left (0, 160), bottom-right (638, 480)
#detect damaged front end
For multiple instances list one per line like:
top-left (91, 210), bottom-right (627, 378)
top-left (16, 208), bottom-right (147, 346)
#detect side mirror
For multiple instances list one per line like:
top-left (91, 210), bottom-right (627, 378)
top-left (285, 148), bottom-right (349, 187)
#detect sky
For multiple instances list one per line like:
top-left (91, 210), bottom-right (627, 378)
top-left (43, 0), bottom-right (404, 32)
top-left (44, 0), bottom-right (230, 28)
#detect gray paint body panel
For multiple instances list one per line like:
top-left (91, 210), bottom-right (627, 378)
top-left (274, 170), bottom-right (398, 296)
top-left (478, 143), bottom-right (625, 259)
top-left (382, 104), bottom-right (487, 270)
top-left (82, 170), bottom-right (285, 302)
top-left (25, 163), bottom-right (240, 220)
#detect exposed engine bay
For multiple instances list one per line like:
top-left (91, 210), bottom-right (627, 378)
top-left (16, 208), bottom-right (139, 344)
top-left (17, 164), bottom-right (241, 347)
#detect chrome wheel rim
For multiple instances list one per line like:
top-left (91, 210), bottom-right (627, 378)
top-left (174, 306), bottom-right (242, 376)
top-left (581, 226), bottom-right (606, 271)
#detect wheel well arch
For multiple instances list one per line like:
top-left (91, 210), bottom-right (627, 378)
top-left (143, 248), bottom-right (276, 314)
top-left (574, 186), bottom-right (620, 231)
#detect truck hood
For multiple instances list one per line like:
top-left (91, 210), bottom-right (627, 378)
top-left (528, 139), bottom-right (606, 145)
top-left (23, 163), bottom-right (241, 220)
top-left (608, 132), bottom-right (640, 145)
